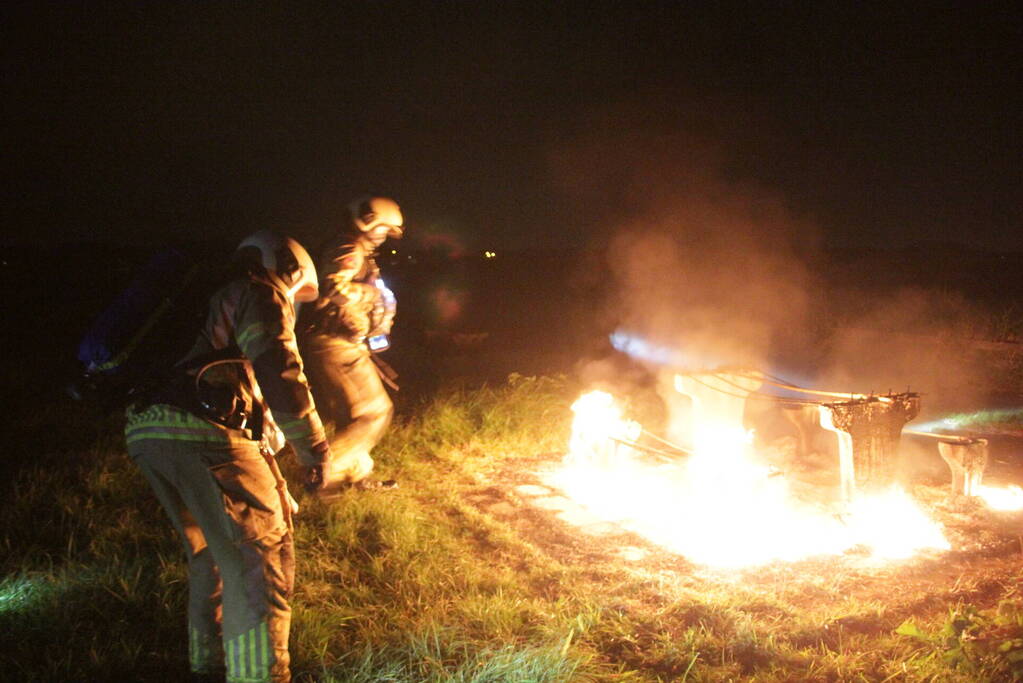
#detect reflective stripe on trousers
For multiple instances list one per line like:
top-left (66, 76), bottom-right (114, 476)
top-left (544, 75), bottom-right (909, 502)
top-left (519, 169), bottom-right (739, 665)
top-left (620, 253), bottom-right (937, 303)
top-left (130, 430), bottom-right (294, 683)
top-left (226, 622), bottom-right (272, 682)
top-left (126, 403), bottom-right (258, 447)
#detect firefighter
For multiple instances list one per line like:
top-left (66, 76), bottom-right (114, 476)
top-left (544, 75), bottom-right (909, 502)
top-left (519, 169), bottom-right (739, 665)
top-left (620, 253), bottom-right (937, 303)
top-left (125, 231), bottom-right (331, 683)
top-left (298, 196), bottom-right (404, 495)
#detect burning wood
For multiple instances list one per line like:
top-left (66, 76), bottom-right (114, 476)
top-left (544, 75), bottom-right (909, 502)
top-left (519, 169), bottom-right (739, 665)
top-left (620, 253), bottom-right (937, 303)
top-left (564, 390), bottom-right (641, 470)
top-left (545, 381), bottom-right (955, 567)
top-left (818, 393), bottom-right (920, 501)
top-left (539, 331), bottom-right (1023, 567)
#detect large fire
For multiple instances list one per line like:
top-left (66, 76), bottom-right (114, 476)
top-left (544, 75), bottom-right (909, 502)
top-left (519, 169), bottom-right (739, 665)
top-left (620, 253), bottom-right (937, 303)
top-left (546, 390), bottom-right (960, 568)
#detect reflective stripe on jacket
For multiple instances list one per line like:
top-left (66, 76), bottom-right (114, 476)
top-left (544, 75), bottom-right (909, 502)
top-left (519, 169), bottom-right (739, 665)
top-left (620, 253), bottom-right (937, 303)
top-left (126, 403), bottom-right (255, 447)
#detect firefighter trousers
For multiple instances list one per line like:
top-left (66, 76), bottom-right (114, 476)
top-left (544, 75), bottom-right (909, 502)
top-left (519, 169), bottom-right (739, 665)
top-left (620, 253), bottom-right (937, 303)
top-left (299, 335), bottom-right (393, 483)
top-left (131, 436), bottom-right (294, 683)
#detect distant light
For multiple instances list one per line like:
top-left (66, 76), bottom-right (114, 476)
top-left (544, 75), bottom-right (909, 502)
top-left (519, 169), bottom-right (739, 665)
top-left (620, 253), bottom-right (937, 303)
top-left (483, 250), bottom-right (497, 259)
top-left (390, 249), bottom-right (397, 255)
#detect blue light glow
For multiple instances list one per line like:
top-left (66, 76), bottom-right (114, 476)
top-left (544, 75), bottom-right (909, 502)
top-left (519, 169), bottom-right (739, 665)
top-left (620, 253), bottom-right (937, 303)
top-left (609, 330), bottom-right (685, 366)
top-left (608, 329), bottom-right (738, 370)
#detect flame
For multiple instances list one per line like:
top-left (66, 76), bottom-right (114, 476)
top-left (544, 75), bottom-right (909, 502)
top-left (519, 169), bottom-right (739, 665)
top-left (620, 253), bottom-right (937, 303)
top-left (975, 484), bottom-right (1023, 511)
top-left (566, 391), bottom-right (641, 466)
top-left (842, 487), bottom-right (952, 559)
top-left (545, 391), bottom-right (951, 568)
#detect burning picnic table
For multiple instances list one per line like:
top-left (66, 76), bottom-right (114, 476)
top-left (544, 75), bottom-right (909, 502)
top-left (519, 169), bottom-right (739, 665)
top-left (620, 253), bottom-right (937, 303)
top-left (543, 368), bottom-right (1022, 568)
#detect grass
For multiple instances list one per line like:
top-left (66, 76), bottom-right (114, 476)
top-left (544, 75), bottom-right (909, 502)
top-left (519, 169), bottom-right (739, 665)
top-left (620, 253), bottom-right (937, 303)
top-left (3, 373), bottom-right (1023, 681)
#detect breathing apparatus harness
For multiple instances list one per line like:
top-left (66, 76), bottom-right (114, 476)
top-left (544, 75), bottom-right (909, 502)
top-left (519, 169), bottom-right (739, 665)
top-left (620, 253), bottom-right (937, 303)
top-left (136, 268), bottom-right (294, 439)
top-left (133, 345), bottom-right (264, 438)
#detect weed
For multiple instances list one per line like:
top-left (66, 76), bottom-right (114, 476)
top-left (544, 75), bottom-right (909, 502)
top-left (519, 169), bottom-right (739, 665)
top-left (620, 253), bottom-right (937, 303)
top-left (3, 374), bottom-right (1022, 680)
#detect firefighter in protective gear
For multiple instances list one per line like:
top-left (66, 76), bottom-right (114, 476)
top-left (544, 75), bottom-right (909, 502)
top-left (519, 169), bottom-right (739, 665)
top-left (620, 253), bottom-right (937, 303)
top-left (125, 230), bottom-right (330, 683)
top-left (298, 196), bottom-right (403, 494)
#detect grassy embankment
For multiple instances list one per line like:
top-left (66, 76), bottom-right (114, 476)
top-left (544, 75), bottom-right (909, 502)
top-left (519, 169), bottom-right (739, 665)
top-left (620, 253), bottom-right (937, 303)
top-left (2, 374), bottom-right (1023, 682)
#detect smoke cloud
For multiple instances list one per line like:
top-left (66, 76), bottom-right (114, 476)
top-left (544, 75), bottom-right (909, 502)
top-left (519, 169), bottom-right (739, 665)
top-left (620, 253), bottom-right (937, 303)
top-left (551, 102), bottom-right (821, 373)
top-left (819, 287), bottom-right (996, 416)
top-left (552, 101), bottom-right (1006, 423)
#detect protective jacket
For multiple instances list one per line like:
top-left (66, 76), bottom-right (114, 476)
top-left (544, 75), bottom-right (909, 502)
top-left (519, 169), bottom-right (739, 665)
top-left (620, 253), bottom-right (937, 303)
top-left (127, 275), bottom-right (328, 466)
top-left (299, 236), bottom-right (383, 347)
top-left (296, 232), bottom-right (394, 488)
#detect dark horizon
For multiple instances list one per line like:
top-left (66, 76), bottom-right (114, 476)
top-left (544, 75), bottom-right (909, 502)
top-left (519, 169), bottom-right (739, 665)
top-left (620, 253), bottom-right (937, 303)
top-left (6, 2), bottom-right (1022, 253)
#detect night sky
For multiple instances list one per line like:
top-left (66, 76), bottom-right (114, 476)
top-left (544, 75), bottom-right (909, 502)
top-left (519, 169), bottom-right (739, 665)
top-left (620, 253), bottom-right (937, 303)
top-left (6, 2), bottom-right (1022, 252)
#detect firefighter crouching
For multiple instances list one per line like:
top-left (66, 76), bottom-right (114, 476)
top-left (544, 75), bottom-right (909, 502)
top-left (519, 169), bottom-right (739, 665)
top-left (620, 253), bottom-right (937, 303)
top-left (297, 196), bottom-right (404, 496)
top-left (125, 231), bottom-right (331, 683)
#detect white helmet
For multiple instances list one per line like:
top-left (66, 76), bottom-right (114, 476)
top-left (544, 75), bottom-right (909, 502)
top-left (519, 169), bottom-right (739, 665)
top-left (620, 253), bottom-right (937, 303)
top-left (349, 196), bottom-right (404, 239)
top-left (236, 230), bottom-right (319, 303)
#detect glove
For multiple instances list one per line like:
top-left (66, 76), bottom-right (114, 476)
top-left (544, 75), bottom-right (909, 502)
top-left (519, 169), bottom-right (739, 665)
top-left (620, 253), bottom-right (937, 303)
top-left (300, 440), bottom-right (331, 493)
top-left (302, 464), bottom-right (325, 494)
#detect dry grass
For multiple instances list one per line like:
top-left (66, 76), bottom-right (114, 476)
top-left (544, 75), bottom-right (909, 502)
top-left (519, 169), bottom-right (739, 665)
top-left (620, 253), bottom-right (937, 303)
top-left (2, 374), bottom-right (1022, 681)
